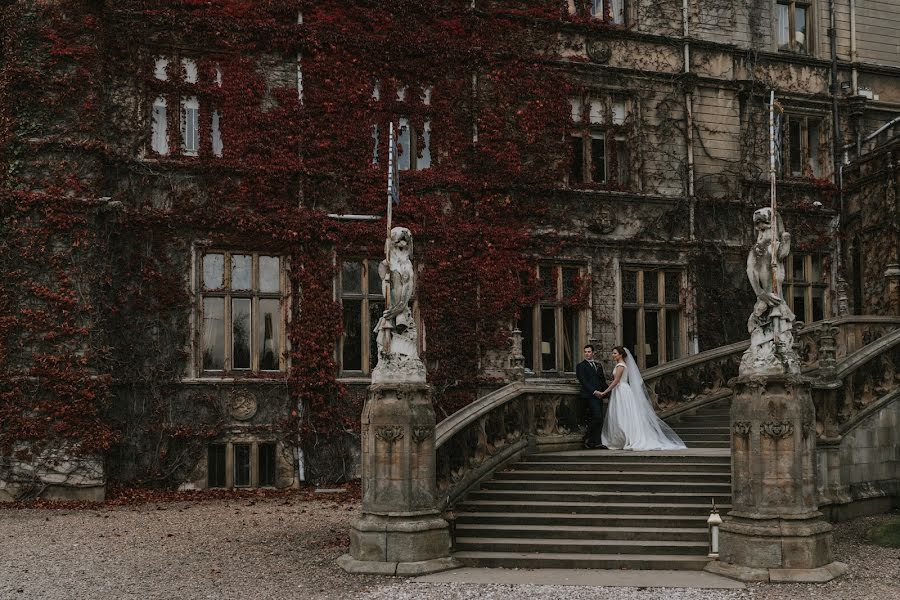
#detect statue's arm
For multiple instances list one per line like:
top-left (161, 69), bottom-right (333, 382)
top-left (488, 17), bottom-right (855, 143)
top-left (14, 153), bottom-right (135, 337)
top-left (746, 252), bottom-right (764, 297)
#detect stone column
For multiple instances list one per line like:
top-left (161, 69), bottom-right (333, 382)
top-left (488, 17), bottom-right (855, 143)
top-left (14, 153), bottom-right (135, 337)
top-left (707, 374), bottom-right (848, 583)
top-left (338, 383), bottom-right (457, 575)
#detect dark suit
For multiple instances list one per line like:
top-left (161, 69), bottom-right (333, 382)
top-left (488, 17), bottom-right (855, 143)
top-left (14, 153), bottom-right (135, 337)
top-left (576, 359), bottom-right (608, 446)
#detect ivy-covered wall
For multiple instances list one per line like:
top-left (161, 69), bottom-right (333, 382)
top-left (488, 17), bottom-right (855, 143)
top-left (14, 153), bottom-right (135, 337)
top-left (2, 0), bottom-right (896, 497)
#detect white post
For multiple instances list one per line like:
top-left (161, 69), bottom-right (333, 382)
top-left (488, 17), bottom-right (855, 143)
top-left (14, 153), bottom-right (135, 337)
top-left (769, 90), bottom-right (780, 342)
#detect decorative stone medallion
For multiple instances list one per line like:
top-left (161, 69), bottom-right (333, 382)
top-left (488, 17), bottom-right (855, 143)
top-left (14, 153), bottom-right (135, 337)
top-left (586, 40), bottom-right (612, 64)
top-left (760, 421), bottom-right (794, 439)
top-left (733, 421), bottom-right (752, 436)
top-left (229, 390), bottom-right (258, 421)
top-left (374, 425), bottom-right (404, 444)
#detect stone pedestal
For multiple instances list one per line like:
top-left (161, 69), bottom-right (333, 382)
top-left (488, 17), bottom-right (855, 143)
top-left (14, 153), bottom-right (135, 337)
top-left (706, 375), bottom-right (847, 583)
top-left (338, 382), bottom-right (459, 576)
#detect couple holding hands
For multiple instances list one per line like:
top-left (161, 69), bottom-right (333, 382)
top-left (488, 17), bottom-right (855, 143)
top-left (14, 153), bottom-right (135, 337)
top-left (576, 344), bottom-right (686, 451)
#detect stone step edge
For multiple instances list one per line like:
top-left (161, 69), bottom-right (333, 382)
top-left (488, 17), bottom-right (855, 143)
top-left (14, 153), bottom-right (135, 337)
top-left (454, 511), bottom-right (711, 520)
top-left (459, 500), bottom-right (732, 508)
top-left (455, 537), bottom-right (708, 548)
top-left (455, 524), bottom-right (708, 534)
top-left (453, 550), bottom-right (711, 562)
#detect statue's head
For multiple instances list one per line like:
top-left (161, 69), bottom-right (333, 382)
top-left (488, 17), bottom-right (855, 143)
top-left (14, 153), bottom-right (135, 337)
top-left (390, 226), bottom-right (413, 253)
top-left (752, 207), bottom-right (784, 239)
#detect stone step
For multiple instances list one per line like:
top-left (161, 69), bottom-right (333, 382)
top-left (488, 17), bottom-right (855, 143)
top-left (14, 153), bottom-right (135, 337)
top-left (466, 489), bottom-right (731, 504)
top-left (453, 536), bottom-right (709, 556)
top-left (681, 441), bottom-right (730, 448)
top-left (457, 499), bottom-right (731, 515)
top-left (669, 427), bottom-right (731, 434)
top-left (511, 461), bottom-right (731, 473)
top-left (481, 480), bottom-right (732, 494)
top-left (454, 523), bottom-right (709, 542)
top-left (496, 470), bottom-right (731, 483)
top-left (452, 550), bottom-right (712, 570)
top-left (529, 452), bottom-right (730, 463)
top-left (675, 434), bottom-right (731, 441)
top-left (454, 511), bottom-right (711, 529)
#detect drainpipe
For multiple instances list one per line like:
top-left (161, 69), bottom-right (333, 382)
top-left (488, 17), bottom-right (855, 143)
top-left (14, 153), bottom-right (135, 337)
top-left (829, 0), bottom-right (844, 299)
top-left (683, 0), bottom-right (695, 241)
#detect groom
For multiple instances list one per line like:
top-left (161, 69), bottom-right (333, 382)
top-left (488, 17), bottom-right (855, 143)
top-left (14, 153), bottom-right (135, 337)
top-left (577, 344), bottom-right (609, 449)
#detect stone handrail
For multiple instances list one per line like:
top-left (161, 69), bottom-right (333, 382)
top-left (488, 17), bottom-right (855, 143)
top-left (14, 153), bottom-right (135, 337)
top-left (814, 327), bottom-right (900, 439)
top-left (434, 316), bottom-right (900, 509)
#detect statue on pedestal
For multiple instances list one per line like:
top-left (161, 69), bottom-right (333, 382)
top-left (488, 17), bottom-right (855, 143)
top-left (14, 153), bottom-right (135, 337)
top-left (371, 226), bottom-right (425, 384)
top-left (740, 207), bottom-right (800, 376)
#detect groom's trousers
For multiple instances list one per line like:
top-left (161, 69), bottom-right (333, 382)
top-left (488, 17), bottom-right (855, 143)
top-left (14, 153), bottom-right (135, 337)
top-left (585, 395), bottom-right (606, 446)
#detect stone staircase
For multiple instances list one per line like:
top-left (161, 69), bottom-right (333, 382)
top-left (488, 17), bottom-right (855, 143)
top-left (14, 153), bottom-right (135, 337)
top-left (451, 399), bottom-right (732, 570)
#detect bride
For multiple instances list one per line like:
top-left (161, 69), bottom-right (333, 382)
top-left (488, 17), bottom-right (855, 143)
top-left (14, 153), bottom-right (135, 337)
top-left (599, 346), bottom-right (686, 451)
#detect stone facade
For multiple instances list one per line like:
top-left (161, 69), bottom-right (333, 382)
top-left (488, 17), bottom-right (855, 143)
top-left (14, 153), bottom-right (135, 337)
top-left (2, 1), bottom-right (900, 499)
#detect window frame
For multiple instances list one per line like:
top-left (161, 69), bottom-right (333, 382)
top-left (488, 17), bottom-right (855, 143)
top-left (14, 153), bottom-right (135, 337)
top-left (519, 264), bottom-right (587, 376)
top-left (338, 258), bottom-right (386, 376)
top-left (780, 113), bottom-right (823, 178)
top-left (206, 440), bottom-right (281, 489)
top-left (784, 253), bottom-right (830, 324)
top-left (371, 83), bottom-right (433, 172)
top-left (569, 0), bottom-right (628, 25)
top-left (568, 95), bottom-right (632, 187)
top-left (196, 250), bottom-right (289, 377)
top-left (620, 267), bottom-right (685, 370)
top-left (776, 1), bottom-right (812, 55)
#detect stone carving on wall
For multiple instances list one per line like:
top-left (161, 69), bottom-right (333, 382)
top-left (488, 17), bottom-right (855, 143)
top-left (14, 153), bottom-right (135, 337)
top-left (371, 227), bottom-right (426, 383)
top-left (733, 421), bottom-right (752, 436)
top-left (229, 390), bottom-right (258, 421)
top-left (411, 426), bottom-right (433, 444)
top-left (760, 421), bottom-right (794, 439)
top-left (374, 425), bottom-right (403, 444)
top-left (586, 40), bottom-right (612, 63)
top-left (740, 207), bottom-right (800, 376)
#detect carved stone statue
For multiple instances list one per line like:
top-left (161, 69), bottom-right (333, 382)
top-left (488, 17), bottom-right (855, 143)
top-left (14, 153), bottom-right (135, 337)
top-left (371, 227), bottom-right (425, 383)
top-left (740, 207), bottom-right (800, 376)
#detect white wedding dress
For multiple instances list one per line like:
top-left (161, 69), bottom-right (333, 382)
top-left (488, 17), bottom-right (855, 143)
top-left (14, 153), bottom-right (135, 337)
top-left (601, 350), bottom-right (687, 451)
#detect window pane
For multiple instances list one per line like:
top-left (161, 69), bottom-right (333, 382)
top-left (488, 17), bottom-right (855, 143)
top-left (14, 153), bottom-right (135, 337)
top-left (368, 300), bottom-right (384, 372)
top-left (793, 288), bottom-right (807, 323)
top-left (563, 306), bottom-right (578, 373)
top-left (664, 272), bottom-right (681, 305)
top-left (590, 132), bottom-right (606, 183)
top-left (259, 299), bottom-right (281, 371)
top-left (562, 267), bottom-right (579, 299)
top-left (420, 120), bottom-right (431, 170)
top-left (203, 297), bottom-right (225, 370)
top-left (154, 58), bottom-right (169, 81)
top-left (260, 256), bottom-right (281, 293)
top-left (569, 98), bottom-right (582, 123)
top-left (589, 99), bottom-right (604, 124)
top-left (181, 58), bottom-right (198, 83)
top-left (151, 98), bottom-right (168, 155)
top-left (398, 117), bottom-right (412, 171)
top-left (342, 261), bottom-right (362, 295)
top-left (810, 255), bottom-right (823, 283)
top-left (591, 0), bottom-right (603, 18)
top-left (232, 298), bottom-right (251, 369)
top-left (570, 136), bottom-right (584, 183)
top-left (211, 110), bottom-right (223, 157)
top-left (540, 307), bottom-right (557, 371)
top-left (623, 307), bottom-right (638, 357)
top-left (342, 299), bottom-right (362, 371)
top-left (231, 254), bottom-right (251, 290)
top-left (644, 309), bottom-right (659, 368)
top-left (643, 271), bottom-right (659, 304)
top-left (233, 444), bottom-right (251, 487)
top-left (611, 99), bottom-right (626, 125)
top-left (258, 443), bottom-right (277, 487)
top-left (368, 260), bottom-right (383, 297)
top-left (795, 6), bottom-right (807, 53)
top-left (615, 136), bottom-right (629, 184)
top-left (808, 121), bottom-right (820, 175)
top-left (203, 253), bottom-right (224, 289)
top-left (666, 309), bottom-right (681, 362)
top-left (208, 445), bottom-right (226, 488)
top-left (777, 4), bottom-right (790, 49)
top-left (789, 119), bottom-right (802, 175)
top-left (793, 256), bottom-right (806, 282)
top-left (182, 97), bottom-right (199, 154)
top-left (539, 265), bottom-right (557, 301)
top-left (610, 0), bottom-right (624, 24)
top-left (622, 270), bottom-right (638, 304)
top-left (811, 287), bottom-right (825, 322)
top-left (520, 308), bottom-right (534, 372)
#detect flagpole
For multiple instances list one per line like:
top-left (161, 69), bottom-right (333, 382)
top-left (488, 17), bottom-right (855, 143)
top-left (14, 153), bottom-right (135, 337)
top-left (382, 122), bottom-right (396, 354)
top-left (769, 90), bottom-right (780, 342)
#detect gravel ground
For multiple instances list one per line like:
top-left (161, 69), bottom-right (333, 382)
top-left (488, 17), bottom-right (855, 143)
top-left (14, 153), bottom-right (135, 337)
top-left (1, 497), bottom-right (897, 600)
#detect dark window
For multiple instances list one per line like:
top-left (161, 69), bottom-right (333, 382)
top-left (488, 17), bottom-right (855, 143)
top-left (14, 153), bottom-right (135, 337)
top-left (233, 443), bottom-right (251, 487)
top-left (258, 443), bottom-right (277, 487)
top-left (340, 260), bottom-right (386, 374)
top-left (208, 445), bottom-right (226, 488)
top-left (622, 269), bottom-right (684, 369)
